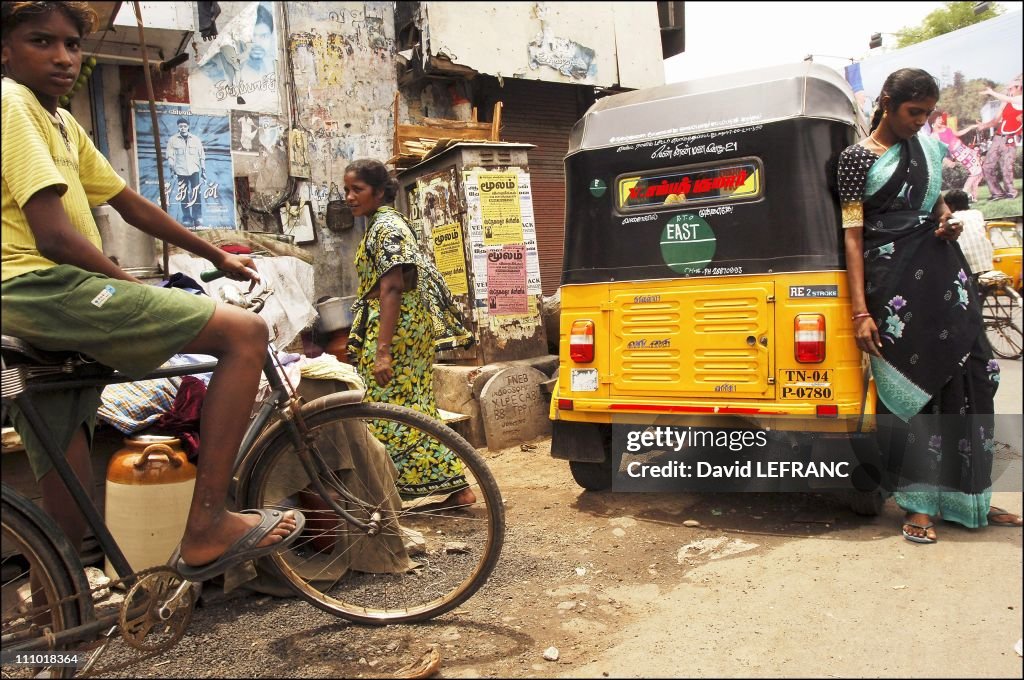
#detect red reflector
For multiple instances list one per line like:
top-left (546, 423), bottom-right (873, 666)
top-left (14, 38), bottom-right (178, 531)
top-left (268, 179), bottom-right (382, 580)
top-left (558, 398), bottom-right (574, 411)
top-left (816, 404), bottom-right (839, 418)
top-left (569, 319), bottom-right (595, 363)
top-left (794, 314), bottom-right (826, 363)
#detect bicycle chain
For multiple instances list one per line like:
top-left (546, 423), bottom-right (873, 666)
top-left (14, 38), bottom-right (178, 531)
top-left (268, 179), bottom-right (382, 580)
top-left (5, 565), bottom-right (189, 677)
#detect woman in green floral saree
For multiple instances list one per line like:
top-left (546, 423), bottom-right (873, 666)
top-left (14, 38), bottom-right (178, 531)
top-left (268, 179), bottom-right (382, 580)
top-left (344, 159), bottom-right (477, 505)
top-left (835, 68), bottom-right (1021, 543)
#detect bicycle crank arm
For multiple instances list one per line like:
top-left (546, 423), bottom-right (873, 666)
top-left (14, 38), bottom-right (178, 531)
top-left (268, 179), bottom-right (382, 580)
top-left (157, 581), bottom-right (196, 620)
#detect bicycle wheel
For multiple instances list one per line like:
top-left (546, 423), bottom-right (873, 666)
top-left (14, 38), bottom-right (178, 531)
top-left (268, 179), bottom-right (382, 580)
top-left (239, 399), bottom-right (504, 624)
top-left (2, 484), bottom-right (93, 678)
top-left (982, 290), bottom-right (1024, 359)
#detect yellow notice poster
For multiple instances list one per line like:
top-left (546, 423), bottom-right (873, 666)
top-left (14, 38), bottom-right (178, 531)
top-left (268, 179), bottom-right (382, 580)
top-left (431, 222), bottom-right (469, 295)
top-left (478, 172), bottom-right (523, 245)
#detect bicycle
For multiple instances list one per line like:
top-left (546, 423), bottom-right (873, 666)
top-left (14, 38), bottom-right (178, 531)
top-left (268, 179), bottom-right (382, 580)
top-left (978, 269), bottom-right (1023, 360)
top-left (1, 277), bottom-right (505, 677)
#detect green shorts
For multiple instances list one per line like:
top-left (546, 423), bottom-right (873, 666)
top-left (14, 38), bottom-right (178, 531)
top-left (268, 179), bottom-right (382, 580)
top-left (2, 265), bottom-right (217, 479)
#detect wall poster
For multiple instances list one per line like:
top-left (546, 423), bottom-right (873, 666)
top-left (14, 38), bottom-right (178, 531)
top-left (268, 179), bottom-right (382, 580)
top-left (463, 170), bottom-right (544, 310)
top-left (477, 172), bottom-right (523, 244)
top-left (189, 1), bottom-right (281, 114)
top-left (133, 102), bottom-right (236, 229)
top-left (486, 244), bottom-right (529, 315)
top-left (431, 222), bottom-right (469, 296)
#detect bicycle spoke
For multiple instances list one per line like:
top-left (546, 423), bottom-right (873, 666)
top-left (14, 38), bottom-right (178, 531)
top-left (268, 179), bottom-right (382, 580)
top-left (241, 401), bottom-right (503, 624)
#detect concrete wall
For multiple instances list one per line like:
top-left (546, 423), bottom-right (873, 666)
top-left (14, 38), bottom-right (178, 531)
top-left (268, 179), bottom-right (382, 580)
top-left (284, 1), bottom-right (399, 300)
top-left (422, 1), bottom-right (664, 89)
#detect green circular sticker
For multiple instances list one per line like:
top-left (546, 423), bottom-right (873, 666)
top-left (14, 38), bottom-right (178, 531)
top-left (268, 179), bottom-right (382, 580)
top-left (660, 214), bottom-right (716, 274)
top-left (589, 178), bottom-right (607, 198)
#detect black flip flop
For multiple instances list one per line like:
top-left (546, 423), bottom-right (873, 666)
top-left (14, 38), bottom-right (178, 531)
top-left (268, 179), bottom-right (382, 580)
top-left (987, 506), bottom-right (1024, 527)
top-left (175, 508), bottom-right (306, 582)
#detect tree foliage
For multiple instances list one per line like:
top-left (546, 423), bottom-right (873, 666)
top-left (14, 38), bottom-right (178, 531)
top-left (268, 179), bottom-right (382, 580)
top-left (895, 1), bottom-right (1004, 48)
top-left (938, 73), bottom-right (1000, 132)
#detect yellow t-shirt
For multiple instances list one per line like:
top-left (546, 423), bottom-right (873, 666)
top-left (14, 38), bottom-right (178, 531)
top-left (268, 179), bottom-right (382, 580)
top-left (1, 78), bottom-right (126, 281)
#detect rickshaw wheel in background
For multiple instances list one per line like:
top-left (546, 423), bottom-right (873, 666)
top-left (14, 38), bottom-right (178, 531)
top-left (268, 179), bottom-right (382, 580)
top-left (569, 458), bottom-right (613, 491)
top-left (846, 490), bottom-right (886, 516)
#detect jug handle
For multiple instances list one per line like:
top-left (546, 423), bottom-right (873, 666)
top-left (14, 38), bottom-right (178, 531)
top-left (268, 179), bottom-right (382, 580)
top-left (134, 443), bottom-right (183, 469)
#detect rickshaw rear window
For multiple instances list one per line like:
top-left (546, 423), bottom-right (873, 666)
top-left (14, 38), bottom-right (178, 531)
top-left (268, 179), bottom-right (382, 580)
top-left (616, 158), bottom-right (763, 213)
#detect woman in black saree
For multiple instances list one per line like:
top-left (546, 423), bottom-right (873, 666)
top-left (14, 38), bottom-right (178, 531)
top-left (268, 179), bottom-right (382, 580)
top-left (835, 68), bottom-right (1022, 543)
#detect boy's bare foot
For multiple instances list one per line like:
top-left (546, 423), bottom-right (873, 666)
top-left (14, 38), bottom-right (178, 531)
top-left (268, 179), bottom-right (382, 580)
top-left (179, 509), bottom-right (298, 568)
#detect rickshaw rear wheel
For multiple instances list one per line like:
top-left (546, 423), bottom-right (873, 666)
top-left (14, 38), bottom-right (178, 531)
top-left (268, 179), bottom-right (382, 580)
top-left (569, 458), bottom-right (613, 491)
top-left (846, 489), bottom-right (886, 516)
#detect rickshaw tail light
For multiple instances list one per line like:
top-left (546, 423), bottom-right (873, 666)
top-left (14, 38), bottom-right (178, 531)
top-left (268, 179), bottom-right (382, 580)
top-left (794, 314), bottom-right (826, 363)
top-left (816, 405), bottom-right (839, 418)
top-left (569, 320), bottom-right (595, 363)
top-left (558, 398), bottom-right (574, 411)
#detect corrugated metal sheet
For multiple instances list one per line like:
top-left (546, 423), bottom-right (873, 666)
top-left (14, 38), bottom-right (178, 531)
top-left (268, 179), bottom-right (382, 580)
top-left (497, 79), bottom-right (580, 296)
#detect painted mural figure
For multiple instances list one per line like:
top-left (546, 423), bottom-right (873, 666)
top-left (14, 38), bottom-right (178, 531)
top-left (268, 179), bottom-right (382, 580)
top-left (166, 117), bottom-right (207, 228)
top-left (344, 160), bottom-right (476, 506)
top-left (977, 77), bottom-right (1023, 202)
top-left (239, 114), bottom-right (257, 151)
top-left (928, 111), bottom-right (983, 203)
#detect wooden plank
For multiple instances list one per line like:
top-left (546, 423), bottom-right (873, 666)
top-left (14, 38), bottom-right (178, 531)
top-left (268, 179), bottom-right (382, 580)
top-left (398, 123), bottom-right (491, 142)
top-left (491, 101), bottom-right (503, 141)
top-left (420, 117), bottom-right (493, 131)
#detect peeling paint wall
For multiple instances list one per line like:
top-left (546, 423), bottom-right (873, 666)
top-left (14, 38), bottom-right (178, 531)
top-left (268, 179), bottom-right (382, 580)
top-left (422, 1), bottom-right (664, 89)
top-left (285, 1), bottom-right (398, 300)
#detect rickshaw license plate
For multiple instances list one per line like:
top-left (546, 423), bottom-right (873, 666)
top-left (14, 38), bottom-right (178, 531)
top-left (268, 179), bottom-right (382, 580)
top-left (571, 369), bottom-right (599, 392)
top-left (778, 369), bottom-right (832, 400)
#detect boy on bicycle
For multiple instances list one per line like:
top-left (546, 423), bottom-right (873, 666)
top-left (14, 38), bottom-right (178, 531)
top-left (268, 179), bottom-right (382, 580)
top-left (2, 1), bottom-right (304, 581)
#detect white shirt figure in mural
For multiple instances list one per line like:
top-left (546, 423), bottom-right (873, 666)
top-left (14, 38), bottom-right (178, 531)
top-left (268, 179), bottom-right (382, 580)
top-left (165, 119), bottom-right (207, 228)
top-left (239, 114), bottom-right (257, 151)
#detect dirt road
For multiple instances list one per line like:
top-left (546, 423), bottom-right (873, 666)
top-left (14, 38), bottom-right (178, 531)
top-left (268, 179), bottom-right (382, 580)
top-left (105, 437), bottom-right (1022, 679)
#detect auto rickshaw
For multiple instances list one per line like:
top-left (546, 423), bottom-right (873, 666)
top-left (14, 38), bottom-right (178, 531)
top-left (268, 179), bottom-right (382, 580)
top-left (986, 221), bottom-right (1022, 293)
top-left (549, 63), bottom-right (885, 513)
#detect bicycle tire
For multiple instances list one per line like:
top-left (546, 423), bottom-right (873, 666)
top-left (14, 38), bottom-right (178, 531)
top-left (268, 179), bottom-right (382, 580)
top-left (238, 397), bottom-right (505, 625)
top-left (982, 290), bottom-right (1023, 359)
top-left (2, 483), bottom-right (93, 678)
top-left (987, 319), bottom-right (1024, 359)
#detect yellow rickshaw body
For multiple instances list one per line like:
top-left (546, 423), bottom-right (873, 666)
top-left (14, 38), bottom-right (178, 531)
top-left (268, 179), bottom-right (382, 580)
top-left (550, 64), bottom-right (882, 487)
top-left (987, 221), bottom-right (1022, 292)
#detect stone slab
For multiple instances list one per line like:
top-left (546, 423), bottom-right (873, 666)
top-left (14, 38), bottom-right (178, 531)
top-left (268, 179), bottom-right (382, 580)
top-left (479, 366), bottom-right (552, 451)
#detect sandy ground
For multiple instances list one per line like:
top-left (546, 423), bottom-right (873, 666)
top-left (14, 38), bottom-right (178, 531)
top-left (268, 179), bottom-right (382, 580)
top-left (94, 433), bottom-right (1023, 679)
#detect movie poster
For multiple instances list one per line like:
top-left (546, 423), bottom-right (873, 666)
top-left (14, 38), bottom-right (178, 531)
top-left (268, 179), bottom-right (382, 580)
top-left (845, 12), bottom-right (1022, 220)
top-left (133, 102), bottom-right (236, 229)
top-left (189, 1), bottom-right (281, 114)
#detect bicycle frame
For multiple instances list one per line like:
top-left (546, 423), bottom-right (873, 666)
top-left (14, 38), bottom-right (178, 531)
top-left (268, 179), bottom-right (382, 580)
top-left (4, 344), bottom-right (380, 584)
